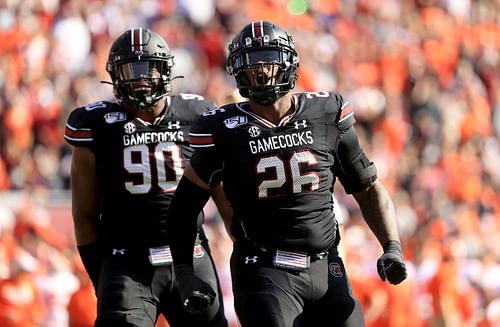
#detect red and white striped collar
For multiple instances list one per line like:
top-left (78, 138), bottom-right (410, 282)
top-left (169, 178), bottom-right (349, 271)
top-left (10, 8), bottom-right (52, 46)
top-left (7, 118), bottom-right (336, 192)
top-left (234, 95), bottom-right (298, 128)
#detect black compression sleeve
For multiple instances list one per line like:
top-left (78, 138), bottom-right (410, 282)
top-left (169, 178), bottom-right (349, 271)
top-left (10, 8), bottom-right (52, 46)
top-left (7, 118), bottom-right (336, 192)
top-left (189, 150), bottom-right (224, 187)
top-left (168, 176), bottom-right (211, 267)
top-left (77, 242), bottom-right (102, 290)
top-left (335, 126), bottom-right (377, 193)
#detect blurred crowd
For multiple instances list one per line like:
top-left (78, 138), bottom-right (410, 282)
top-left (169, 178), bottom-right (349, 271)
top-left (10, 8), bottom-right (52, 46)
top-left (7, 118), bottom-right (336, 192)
top-left (0, 0), bottom-right (499, 326)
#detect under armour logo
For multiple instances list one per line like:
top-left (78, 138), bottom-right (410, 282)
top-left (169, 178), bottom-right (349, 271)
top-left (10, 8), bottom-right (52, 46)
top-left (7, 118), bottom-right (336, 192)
top-left (294, 120), bottom-right (307, 129)
top-left (112, 248), bottom-right (126, 255)
top-left (168, 121), bottom-right (181, 129)
top-left (244, 256), bottom-right (258, 264)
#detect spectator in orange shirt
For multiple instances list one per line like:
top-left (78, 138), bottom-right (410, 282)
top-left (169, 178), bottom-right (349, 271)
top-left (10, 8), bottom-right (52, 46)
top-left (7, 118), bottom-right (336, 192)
top-left (0, 249), bottom-right (46, 327)
top-left (67, 254), bottom-right (96, 327)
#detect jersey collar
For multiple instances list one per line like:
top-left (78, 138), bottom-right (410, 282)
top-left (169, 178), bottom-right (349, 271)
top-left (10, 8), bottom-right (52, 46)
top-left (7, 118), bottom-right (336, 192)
top-left (235, 97), bottom-right (297, 128)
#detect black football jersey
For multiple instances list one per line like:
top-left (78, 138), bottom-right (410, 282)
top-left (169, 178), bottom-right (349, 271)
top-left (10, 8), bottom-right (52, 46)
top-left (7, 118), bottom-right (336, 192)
top-left (189, 91), bottom-right (366, 252)
top-left (64, 94), bottom-right (215, 249)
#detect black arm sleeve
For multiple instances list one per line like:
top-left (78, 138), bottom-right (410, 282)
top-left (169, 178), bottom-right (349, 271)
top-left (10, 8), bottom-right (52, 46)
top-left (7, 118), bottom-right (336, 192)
top-left (334, 126), bottom-right (377, 194)
top-left (189, 150), bottom-right (224, 187)
top-left (168, 176), bottom-right (211, 267)
top-left (77, 242), bottom-right (102, 291)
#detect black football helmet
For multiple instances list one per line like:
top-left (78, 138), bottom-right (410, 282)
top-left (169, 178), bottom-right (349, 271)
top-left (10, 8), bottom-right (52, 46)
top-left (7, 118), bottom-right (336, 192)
top-left (227, 21), bottom-right (299, 105)
top-left (106, 28), bottom-right (174, 111)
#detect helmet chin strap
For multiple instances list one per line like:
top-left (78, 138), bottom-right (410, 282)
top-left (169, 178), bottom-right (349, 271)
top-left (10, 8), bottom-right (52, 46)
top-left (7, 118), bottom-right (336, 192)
top-left (123, 98), bottom-right (156, 112)
top-left (119, 79), bottom-right (172, 112)
top-left (137, 96), bottom-right (155, 112)
top-left (123, 92), bottom-right (169, 112)
top-left (102, 73), bottom-right (180, 111)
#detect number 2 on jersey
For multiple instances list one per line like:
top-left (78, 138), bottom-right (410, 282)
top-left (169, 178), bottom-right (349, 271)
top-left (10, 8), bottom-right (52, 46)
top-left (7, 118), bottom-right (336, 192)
top-left (257, 150), bottom-right (320, 198)
top-left (123, 143), bottom-right (183, 194)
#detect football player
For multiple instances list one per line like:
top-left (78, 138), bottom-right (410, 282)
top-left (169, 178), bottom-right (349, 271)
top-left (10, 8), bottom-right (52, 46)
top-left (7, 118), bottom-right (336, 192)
top-left (64, 28), bottom-right (229, 327)
top-left (167, 21), bottom-right (408, 327)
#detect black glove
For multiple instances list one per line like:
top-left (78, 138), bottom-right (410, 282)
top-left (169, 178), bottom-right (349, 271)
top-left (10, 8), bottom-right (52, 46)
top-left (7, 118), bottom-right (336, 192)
top-left (377, 240), bottom-right (407, 285)
top-left (174, 264), bottom-right (216, 314)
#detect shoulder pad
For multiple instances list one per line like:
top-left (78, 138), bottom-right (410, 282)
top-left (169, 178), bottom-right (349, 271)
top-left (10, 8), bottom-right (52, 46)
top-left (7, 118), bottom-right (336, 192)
top-left (299, 91), bottom-right (355, 129)
top-left (294, 91), bottom-right (346, 112)
top-left (172, 94), bottom-right (216, 109)
top-left (169, 94), bottom-right (217, 121)
top-left (64, 101), bottom-right (118, 146)
top-left (188, 104), bottom-right (237, 149)
top-left (197, 103), bottom-right (236, 120)
top-left (337, 101), bottom-right (355, 131)
top-left (294, 91), bottom-right (355, 127)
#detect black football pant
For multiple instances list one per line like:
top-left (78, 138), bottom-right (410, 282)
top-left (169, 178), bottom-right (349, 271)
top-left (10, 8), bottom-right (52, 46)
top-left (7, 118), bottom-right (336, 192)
top-left (94, 242), bottom-right (227, 327)
top-left (230, 242), bottom-right (365, 327)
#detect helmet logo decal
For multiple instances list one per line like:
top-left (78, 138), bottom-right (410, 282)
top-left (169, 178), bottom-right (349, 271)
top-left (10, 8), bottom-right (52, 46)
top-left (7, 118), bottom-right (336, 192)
top-left (131, 28), bottom-right (143, 54)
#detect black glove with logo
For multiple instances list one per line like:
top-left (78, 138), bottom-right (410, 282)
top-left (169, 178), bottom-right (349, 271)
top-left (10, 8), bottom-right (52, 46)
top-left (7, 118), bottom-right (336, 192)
top-left (174, 264), bottom-right (216, 314)
top-left (377, 240), bottom-right (407, 285)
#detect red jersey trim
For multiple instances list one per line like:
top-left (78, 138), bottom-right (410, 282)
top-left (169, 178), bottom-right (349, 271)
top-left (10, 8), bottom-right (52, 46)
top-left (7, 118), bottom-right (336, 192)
top-left (64, 126), bottom-right (92, 139)
top-left (189, 134), bottom-right (214, 147)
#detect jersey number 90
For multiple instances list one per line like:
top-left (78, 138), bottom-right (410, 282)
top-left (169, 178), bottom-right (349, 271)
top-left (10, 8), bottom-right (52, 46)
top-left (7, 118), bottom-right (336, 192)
top-left (123, 143), bottom-right (183, 194)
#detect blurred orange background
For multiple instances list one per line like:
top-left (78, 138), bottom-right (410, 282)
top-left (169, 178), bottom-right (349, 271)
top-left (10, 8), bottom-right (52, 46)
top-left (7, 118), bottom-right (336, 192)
top-left (0, 0), bottom-right (499, 326)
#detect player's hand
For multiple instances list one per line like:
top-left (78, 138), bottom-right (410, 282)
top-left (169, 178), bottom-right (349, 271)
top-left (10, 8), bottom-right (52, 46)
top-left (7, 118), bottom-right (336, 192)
top-left (377, 240), bottom-right (407, 285)
top-left (174, 264), bottom-right (216, 314)
top-left (183, 287), bottom-right (216, 315)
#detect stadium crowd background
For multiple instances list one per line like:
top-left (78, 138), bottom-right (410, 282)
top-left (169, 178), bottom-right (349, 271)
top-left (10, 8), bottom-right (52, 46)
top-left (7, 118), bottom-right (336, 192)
top-left (0, 0), bottom-right (499, 326)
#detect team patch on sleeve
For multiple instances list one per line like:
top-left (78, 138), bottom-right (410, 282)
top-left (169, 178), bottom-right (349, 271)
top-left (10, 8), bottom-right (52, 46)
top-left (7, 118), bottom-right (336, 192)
top-left (188, 132), bottom-right (214, 148)
top-left (64, 123), bottom-right (93, 142)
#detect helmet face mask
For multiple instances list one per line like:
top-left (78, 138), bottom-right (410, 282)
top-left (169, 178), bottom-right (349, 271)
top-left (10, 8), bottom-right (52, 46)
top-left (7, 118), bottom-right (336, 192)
top-left (227, 21), bottom-right (299, 105)
top-left (106, 28), bottom-right (174, 112)
top-left (235, 49), bottom-right (289, 86)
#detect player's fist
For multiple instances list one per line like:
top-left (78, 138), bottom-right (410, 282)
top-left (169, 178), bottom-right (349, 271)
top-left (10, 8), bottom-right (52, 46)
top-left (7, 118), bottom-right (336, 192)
top-left (377, 240), bottom-right (407, 285)
top-left (174, 264), bottom-right (216, 314)
top-left (183, 288), bottom-right (216, 315)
